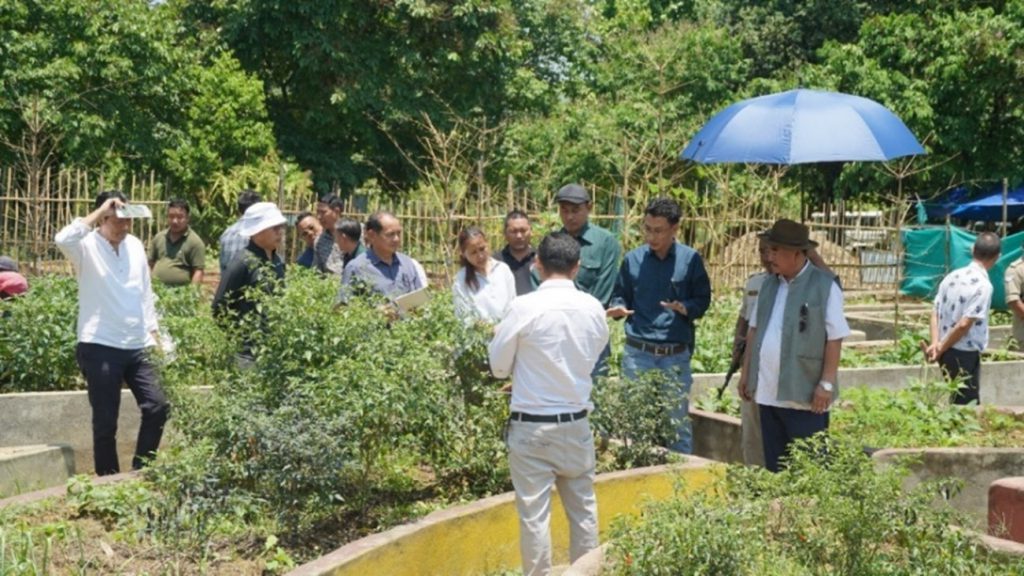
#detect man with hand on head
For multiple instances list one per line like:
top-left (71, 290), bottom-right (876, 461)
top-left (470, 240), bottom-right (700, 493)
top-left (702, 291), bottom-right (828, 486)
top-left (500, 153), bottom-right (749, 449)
top-left (489, 232), bottom-right (609, 576)
top-left (55, 191), bottom-right (170, 475)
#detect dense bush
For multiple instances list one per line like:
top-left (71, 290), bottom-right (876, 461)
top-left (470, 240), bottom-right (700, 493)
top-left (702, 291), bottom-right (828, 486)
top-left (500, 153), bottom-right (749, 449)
top-left (606, 438), bottom-right (1024, 575)
top-left (0, 275), bottom-right (79, 392)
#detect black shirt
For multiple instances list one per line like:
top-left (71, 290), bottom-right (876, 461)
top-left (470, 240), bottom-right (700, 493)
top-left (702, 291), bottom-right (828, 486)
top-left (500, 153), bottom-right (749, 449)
top-left (212, 240), bottom-right (285, 354)
top-left (493, 245), bottom-right (536, 296)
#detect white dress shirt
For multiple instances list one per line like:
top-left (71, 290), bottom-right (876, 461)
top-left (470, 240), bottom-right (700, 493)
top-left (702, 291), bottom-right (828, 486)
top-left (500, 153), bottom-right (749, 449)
top-left (750, 262), bottom-right (850, 409)
top-left (452, 258), bottom-right (517, 323)
top-left (488, 278), bottom-right (609, 415)
top-left (55, 219), bottom-right (158, 350)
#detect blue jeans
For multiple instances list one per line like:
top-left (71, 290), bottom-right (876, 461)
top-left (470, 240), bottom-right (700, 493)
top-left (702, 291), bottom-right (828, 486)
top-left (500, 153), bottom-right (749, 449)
top-left (622, 344), bottom-right (693, 454)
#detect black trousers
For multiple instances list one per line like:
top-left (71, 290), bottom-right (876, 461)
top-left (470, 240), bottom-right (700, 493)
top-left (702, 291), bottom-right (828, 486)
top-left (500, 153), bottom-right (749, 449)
top-left (759, 404), bottom-right (829, 473)
top-left (76, 342), bottom-right (170, 475)
top-left (938, 348), bottom-right (981, 405)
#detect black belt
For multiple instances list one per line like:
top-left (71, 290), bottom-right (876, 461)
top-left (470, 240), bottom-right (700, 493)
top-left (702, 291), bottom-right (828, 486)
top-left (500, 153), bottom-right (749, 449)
top-left (510, 409), bottom-right (588, 423)
top-left (626, 336), bottom-right (688, 357)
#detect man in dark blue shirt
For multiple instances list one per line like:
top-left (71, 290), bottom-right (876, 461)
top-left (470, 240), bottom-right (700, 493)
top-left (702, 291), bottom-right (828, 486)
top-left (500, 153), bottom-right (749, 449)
top-left (608, 197), bottom-right (711, 454)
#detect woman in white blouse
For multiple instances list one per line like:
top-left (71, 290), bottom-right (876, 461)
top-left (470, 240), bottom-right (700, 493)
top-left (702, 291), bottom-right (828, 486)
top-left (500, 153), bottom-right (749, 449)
top-left (452, 227), bottom-right (517, 323)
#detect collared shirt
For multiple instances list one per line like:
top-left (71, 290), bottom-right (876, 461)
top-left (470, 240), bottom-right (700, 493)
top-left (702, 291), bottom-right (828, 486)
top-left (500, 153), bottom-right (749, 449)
top-left (740, 272), bottom-right (769, 322)
top-left (934, 260), bottom-right (993, 352)
top-left (750, 262), bottom-right (850, 409)
top-left (218, 220), bottom-right (247, 272)
top-left (55, 219), bottom-right (158, 350)
top-left (610, 242), bottom-right (711, 346)
top-left (295, 246), bottom-right (315, 268)
top-left (313, 231), bottom-right (344, 276)
top-left (338, 248), bottom-right (423, 304)
top-left (493, 245), bottom-right (536, 296)
top-left (489, 279), bottom-right (609, 415)
top-left (148, 228), bottom-right (206, 286)
top-left (564, 222), bottom-right (620, 307)
top-left (452, 258), bottom-right (517, 324)
top-left (343, 242), bottom-right (366, 269)
top-left (1004, 258), bottom-right (1024, 347)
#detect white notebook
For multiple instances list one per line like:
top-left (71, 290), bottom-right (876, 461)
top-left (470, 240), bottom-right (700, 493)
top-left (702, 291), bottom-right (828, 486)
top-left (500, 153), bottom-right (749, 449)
top-left (394, 287), bottom-right (430, 314)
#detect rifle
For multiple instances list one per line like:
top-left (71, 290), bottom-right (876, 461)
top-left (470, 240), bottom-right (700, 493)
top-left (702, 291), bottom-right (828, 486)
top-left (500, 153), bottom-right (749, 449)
top-left (717, 339), bottom-right (746, 400)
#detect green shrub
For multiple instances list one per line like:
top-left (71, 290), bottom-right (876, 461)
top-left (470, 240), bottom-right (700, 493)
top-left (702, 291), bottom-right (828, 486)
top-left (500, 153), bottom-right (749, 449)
top-left (154, 270), bottom-right (512, 543)
top-left (607, 438), bottom-right (1024, 575)
top-left (0, 275), bottom-right (80, 392)
top-left (592, 370), bottom-right (685, 470)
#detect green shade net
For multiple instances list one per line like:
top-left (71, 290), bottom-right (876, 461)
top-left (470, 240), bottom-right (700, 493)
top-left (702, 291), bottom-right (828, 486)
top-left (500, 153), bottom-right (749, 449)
top-left (901, 225), bottom-right (1024, 311)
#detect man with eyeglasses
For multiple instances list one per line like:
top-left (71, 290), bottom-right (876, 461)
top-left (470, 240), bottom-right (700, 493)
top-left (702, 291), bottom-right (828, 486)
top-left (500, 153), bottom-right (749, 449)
top-left (607, 197), bottom-right (711, 455)
top-left (738, 219), bottom-right (850, 472)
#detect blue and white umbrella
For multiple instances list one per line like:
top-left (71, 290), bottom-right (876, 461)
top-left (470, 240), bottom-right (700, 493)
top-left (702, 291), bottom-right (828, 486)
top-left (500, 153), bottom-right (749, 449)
top-left (680, 89), bottom-right (925, 165)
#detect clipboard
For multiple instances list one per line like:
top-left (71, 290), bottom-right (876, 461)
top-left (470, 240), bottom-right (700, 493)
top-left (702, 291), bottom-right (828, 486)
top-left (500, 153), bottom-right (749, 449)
top-left (394, 287), bottom-right (430, 314)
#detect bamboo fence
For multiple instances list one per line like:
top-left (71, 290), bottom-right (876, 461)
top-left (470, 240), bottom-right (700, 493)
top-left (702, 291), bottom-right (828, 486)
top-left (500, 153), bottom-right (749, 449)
top-left (0, 167), bottom-right (901, 291)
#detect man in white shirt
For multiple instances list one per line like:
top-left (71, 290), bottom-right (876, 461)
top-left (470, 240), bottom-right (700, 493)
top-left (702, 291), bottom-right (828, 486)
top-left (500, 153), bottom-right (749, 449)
top-left (489, 232), bottom-right (609, 576)
top-left (218, 189), bottom-right (261, 272)
top-left (927, 232), bottom-right (1000, 405)
top-left (739, 219), bottom-right (850, 473)
top-left (55, 191), bottom-right (170, 476)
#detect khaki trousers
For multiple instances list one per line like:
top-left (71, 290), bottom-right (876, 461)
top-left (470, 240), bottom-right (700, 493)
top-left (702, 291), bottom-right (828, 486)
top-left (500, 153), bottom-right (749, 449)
top-left (508, 418), bottom-right (598, 576)
top-left (741, 398), bottom-right (765, 467)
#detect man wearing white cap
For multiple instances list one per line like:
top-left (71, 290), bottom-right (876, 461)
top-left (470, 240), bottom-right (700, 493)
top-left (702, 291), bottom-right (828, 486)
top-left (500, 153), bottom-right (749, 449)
top-left (212, 202), bottom-right (287, 362)
top-left (55, 190), bottom-right (170, 475)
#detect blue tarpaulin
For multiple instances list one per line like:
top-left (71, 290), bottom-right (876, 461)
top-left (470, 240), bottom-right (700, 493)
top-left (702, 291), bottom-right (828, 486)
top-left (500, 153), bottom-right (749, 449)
top-left (901, 225), bottom-right (1023, 310)
top-left (950, 186), bottom-right (1024, 221)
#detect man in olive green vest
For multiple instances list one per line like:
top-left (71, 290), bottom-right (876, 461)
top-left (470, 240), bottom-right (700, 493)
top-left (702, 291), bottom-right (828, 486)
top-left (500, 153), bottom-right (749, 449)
top-left (738, 219), bottom-right (850, 472)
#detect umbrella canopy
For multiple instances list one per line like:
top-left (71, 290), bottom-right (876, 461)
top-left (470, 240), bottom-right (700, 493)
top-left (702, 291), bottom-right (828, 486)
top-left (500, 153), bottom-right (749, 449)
top-left (680, 89), bottom-right (925, 165)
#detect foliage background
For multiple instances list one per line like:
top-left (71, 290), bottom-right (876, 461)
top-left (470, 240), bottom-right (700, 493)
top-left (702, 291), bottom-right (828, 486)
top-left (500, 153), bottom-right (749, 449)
top-left (3, 0), bottom-right (1024, 238)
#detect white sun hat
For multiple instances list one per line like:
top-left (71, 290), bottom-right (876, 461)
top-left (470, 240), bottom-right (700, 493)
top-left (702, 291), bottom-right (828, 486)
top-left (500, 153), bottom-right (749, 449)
top-left (238, 202), bottom-right (287, 237)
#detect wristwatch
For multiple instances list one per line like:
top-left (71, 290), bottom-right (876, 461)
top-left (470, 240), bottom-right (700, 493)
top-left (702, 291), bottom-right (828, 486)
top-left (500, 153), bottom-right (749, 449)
top-left (818, 380), bottom-right (834, 393)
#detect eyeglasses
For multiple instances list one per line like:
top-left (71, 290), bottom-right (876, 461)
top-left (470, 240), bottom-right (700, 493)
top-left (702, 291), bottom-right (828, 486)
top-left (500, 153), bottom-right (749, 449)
top-left (799, 303), bottom-right (808, 333)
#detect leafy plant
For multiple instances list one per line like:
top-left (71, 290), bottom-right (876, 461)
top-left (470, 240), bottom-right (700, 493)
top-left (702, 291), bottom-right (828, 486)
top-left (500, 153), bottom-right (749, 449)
top-left (0, 275), bottom-right (80, 392)
top-left (606, 437), bottom-right (1024, 575)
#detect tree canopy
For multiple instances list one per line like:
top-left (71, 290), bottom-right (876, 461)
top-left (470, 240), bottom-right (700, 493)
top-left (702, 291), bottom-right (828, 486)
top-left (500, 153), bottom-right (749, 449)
top-left (2, 0), bottom-right (1023, 209)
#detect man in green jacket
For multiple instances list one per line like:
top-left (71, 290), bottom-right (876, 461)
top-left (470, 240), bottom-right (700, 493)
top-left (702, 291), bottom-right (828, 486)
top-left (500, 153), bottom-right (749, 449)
top-left (739, 219), bottom-right (850, 472)
top-left (555, 183), bottom-right (620, 377)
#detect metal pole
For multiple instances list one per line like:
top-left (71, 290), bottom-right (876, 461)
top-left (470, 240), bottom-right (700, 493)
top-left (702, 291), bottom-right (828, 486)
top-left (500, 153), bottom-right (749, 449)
top-left (1002, 177), bottom-right (1009, 236)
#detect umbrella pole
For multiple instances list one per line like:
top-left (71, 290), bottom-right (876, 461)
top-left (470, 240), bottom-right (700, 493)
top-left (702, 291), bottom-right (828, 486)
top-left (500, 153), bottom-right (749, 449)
top-left (1003, 177), bottom-right (1009, 237)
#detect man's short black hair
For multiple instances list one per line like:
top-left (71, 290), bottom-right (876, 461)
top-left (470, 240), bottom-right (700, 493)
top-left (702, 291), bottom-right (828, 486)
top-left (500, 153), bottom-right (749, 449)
top-left (504, 209), bottom-right (530, 230)
top-left (328, 196), bottom-right (345, 211)
top-left (238, 189), bottom-right (261, 215)
top-left (94, 190), bottom-right (127, 210)
top-left (537, 232), bottom-right (580, 275)
top-left (319, 192), bottom-right (338, 205)
top-left (366, 211), bottom-right (396, 233)
top-left (335, 218), bottom-right (362, 242)
top-left (645, 197), bottom-right (681, 225)
top-left (295, 211), bottom-right (314, 227)
top-left (167, 198), bottom-right (190, 214)
top-left (974, 232), bottom-right (1002, 261)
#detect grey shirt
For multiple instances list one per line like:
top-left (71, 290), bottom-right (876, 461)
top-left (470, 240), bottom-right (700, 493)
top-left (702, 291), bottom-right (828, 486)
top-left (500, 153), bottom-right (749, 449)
top-left (337, 248), bottom-right (423, 304)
